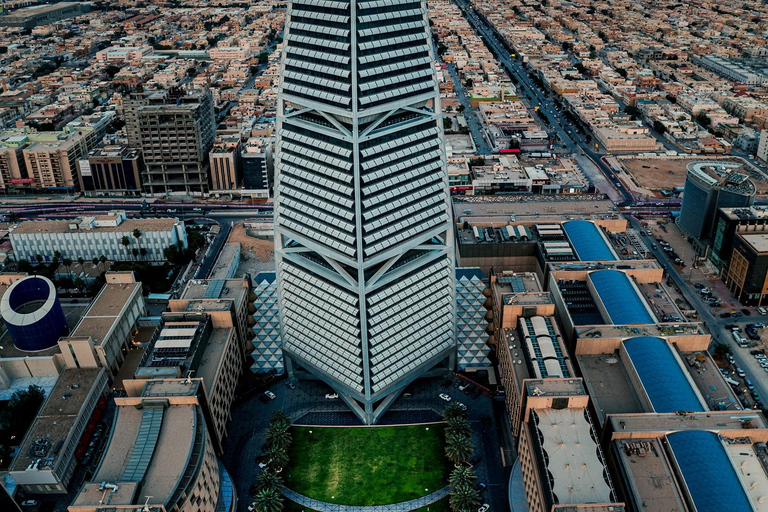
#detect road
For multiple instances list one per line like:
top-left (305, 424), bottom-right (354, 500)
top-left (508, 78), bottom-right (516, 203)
top-left (445, 63), bottom-right (492, 155)
top-left (454, 0), bottom-right (636, 205)
top-left (626, 214), bottom-right (768, 407)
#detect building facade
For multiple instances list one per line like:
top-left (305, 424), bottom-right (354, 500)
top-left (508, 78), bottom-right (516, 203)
top-left (209, 138), bottom-right (242, 192)
top-left (10, 212), bottom-right (188, 262)
top-left (125, 88), bottom-right (215, 195)
top-left (81, 146), bottom-right (143, 195)
top-left (274, 0), bottom-right (456, 423)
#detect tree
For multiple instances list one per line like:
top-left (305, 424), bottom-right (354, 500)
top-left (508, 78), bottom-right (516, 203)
top-left (445, 435), bottom-right (473, 466)
top-left (266, 446), bottom-right (289, 470)
top-left (133, 229), bottom-right (143, 259)
top-left (140, 248), bottom-right (148, 260)
top-left (449, 466), bottom-right (478, 489)
top-left (449, 482), bottom-right (480, 512)
top-left (74, 277), bottom-right (85, 290)
top-left (266, 424), bottom-right (291, 451)
top-left (17, 259), bottom-right (31, 273)
top-left (53, 250), bottom-right (61, 265)
top-left (446, 416), bottom-right (472, 438)
top-left (252, 488), bottom-right (283, 512)
top-left (77, 257), bottom-right (85, 268)
top-left (62, 257), bottom-right (73, 278)
top-left (258, 52), bottom-right (269, 64)
top-left (271, 409), bottom-right (291, 429)
top-left (35, 254), bottom-right (43, 265)
top-left (464, 78), bottom-right (473, 88)
top-left (443, 117), bottom-right (453, 130)
top-left (256, 470), bottom-right (284, 493)
top-left (121, 236), bottom-right (131, 259)
top-left (713, 342), bottom-right (730, 359)
top-left (132, 248), bottom-right (139, 259)
top-left (444, 402), bottom-right (468, 422)
top-left (0, 385), bottom-right (45, 439)
top-left (104, 64), bottom-right (120, 78)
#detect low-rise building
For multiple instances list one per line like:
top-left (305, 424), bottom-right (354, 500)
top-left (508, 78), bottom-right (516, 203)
top-left (10, 211), bottom-right (188, 262)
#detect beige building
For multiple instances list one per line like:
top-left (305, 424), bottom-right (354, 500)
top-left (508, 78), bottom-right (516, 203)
top-left (125, 310), bottom-right (242, 449)
top-left (209, 138), bottom-right (241, 191)
top-left (58, 272), bottom-right (146, 379)
top-left (9, 368), bottom-right (107, 494)
top-left (68, 386), bottom-right (233, 512)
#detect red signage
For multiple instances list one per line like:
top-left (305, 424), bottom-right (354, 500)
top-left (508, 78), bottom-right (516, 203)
top-left (500, 148), bottom-right (521, 153)
top-left (450, 185), bottom-right (473, 192)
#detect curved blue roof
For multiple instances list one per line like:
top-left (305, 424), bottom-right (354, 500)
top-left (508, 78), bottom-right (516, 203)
top-left (623, 337), bottom-right (704, 413)
top-left (667, 430), bottom-right (751, 512)
top-left (562, 220), bottom-right (617, 261)
top-left (589, 269), bottom-right (655, 325)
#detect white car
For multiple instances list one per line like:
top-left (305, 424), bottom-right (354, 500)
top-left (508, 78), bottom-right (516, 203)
top-left (439, 393), bottom-right (452, 402)
top-left (264, 390), bottom-right (276, 400)
top-left (458, 402), bottom-right (468, 411)
top-left (478, 504), bottom-right (490, 512)
top-left (325, 393), bottom-right (339, 399)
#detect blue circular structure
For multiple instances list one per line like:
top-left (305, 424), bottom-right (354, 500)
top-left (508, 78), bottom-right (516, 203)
top-left (1, 276), bottom-right (68, 351)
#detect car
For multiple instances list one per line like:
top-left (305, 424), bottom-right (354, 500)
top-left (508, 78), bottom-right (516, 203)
top-left (258, 459), bottom-right (272, 469)
top-left (646, 230), bottom-right (653, 236)
top-left (743, 308), bottom-right (752, 316)
top-left (458, 382), bottom-right (471, 392)
top-left (728, 324), bottom-right (738, 330)
top-left (752, 390), bottom-right (761, 400)
top-left (732, 327), bottom-right (743, 333)
top-left (694, 283), bottom-right (705, 289)
top-left (719, 367), bottom-right (729, 376)
top-left (757, 307), bottom-right (767, 316)
top-left (264, 390), bottom-right (276, 400)
top-left (439, 393), bottom-right (452, 402)
top-left (746, 380), bottom-right (755, 390)
top-left (737, 367), bottom-right (746, 377)
top-left (741, 397), bottom-right (750, 407)
top-left (478, 504), bottom-right (490, 512)
top-left (192, 207), bottom-right (202, 211)
top-left (721, 312), bottom-right (732, 318)
top-left (733, 312), bottom-right (744, 318)
top-left (325, 393), bottom-right (339, 399)
top-left (651, 243), bottom-right (657, 250)
top-left (457, 402), bottom-right (468, 411)
top-left (248, 506), bottom-right (255, 512)
top-left (21, 501), bottom-right (39, 507)
top-left (752, 349), bottom-right (762, 355)
top-left (733, 386), bottom-right (745, 396)
top-left (476, 482), bottom-right (487, 491)
top-left (284, 381), bottom-right (296, 390)
top-left (755, 323), bottom-right (766, 329)
top-left (748, 330), bottom-right (761, 341)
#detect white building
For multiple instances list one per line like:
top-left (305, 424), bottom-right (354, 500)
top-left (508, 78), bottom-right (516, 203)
top-left (10, 211), bottom-right (187, 263)
top-left (274, 0), bottom-right (456, 424)
top-left (758, 130), bottom-right (768, 163)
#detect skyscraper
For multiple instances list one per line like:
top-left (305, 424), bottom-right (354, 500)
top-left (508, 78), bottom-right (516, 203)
top-left (274, 0), bottom-right (456, 424)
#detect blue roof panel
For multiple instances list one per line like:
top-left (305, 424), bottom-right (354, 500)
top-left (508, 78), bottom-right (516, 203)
top-left (589, 269), bottom-right (655, 325)
top-left (562, 220), bottom-right (617, 261)
top-left (667, 430), bottom-right (751, 512)
top-left (623, 337), bottom-right (704, 413)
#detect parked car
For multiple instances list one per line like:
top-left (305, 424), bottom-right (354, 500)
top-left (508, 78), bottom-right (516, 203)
top-left (457, 402), bottom-right (467, 411)
top-left (478, 504), bottom-right (490, 512)
top-left (325, 393), bottom-right (339, 399)
top-left (757, 307), bottom-right (767, 316)
top-left (439, 393), bottom-right (452, 402)
top-left (258, 459), bottom-right (272, 469)
top-left (285, 381), bottom-right (296, 390)
top-left (733, 312), bottom-right (744, 317)
top-left (721, 312), bottom-right (732, 318)
top-left (264, 390), bottom-right (276, 400)
top-left (746, 380), bottom-right (755, 390)
top-left (21, 501), bottom-right (39, 507)
top-left (694, 283), bottom-right (705, 289)
top-left (737, 367), bottom-right (746, 378)
top-left (742, 308), bottom-right (752, 316)
top-left (458, 382), bottom-right (471, 392)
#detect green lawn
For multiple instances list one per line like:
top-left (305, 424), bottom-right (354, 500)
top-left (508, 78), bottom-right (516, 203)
top-left (284, 497), bottom-right (450, 512)
top-left (285, 425), bottom-right (450, 506)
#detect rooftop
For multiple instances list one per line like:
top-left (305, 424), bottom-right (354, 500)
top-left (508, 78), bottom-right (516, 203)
top-left (588, 270), bottom-right (656, 325)
top-left (666, 430), bottom-right (753, 512)
top-left (721, 205), bottom-right (768, 221)
top-left (179, 278), bottom-right (247, 303)
top-left (453, 195), bottom-right (619, 226)
top-left (11, 368), bottom-right (104, 473)
top-left (724, 443), bottom-right (768, 511)
top-left (72, 282), bottom-right (140, 344)
top-left (576, 353), bottom-right (644, 424)
top-left (11, 217), bottom-right (180, 235)
top-left (531, 407), bottom-right (614, 506)
top-left (739, 232), bottom-right (768, 254)
top-left (563, 220), bottom-right (618, 262)
top-left (612, 438), bottom-right (687, 512)
top-left (606, 410), bottom-right (767, 434)
top-left (622, 337), bottom-right (705, 413)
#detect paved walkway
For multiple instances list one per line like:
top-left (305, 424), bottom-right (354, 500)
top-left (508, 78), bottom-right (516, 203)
top-left (283, 486), bottom-right (451, 512)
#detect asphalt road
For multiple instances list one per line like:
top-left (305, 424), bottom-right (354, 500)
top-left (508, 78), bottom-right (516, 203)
top-left (445, 63), bottom-right (492, 155)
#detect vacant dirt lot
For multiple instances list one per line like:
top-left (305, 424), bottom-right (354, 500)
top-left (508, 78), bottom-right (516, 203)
top-left (621, 158), bottom-right (700, 190)
top-left (227, 222), bottom-right (273, 263)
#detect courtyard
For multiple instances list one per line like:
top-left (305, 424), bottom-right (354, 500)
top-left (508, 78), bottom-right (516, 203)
top-left (285, 425), bottom-right (450, 507)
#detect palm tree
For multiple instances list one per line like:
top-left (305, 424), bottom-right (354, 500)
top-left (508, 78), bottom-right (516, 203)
top-left (35, 254), bottom-right (43, 265)
top-left (449, 482), bottom-right (480, 512)
top-left (99, 254), bottom-right (107, 269)
top-left (446, 416), bottom-right (472, 438)
top-left (257, 470), bottom-right (284, 493)
top-left (449, 466), bottom-right (477, 489)
top-left (266, 446), bottom-right (289, 470)
top-left (133, 229), bottom-right (143, 259)
top-left (251, 488), bottom-right (283, 512)
top-left (444, 402), bottom-right (468, 422)
top-left (132, 248), bottom-right (139, 260)
top-left (121, 236), bottom-right (131, 260)
top-left (92, 257), bottom-right (99, 271)
top-left (62, 257), bottom-right (73, 279)
top-left (445, 435), bottom-right (473, 466)
top-left (266, 425), bottom-right (291, 451)
top-left (77, 257), bottom-right (85, 270)
top-left (140, 248), bottom-right (147, 260)
top-left (271, 409), bottom-right (291, 429)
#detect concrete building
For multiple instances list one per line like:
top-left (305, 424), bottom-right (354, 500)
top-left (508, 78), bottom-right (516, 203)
top-left (678, 162), bottom-right (756, 255)
top-left (81, 146), bottom-right (143, 196)
top-left (274, 0), bottom-right (455, 424)
top-left (124, 88), bottom-right (215, 196)
top-left (125, 311), bottom-right (241, 448)
top-left (9, 368), bottom-right (107, 494)
top-left (759, 130), bottom-right (768, 164)
top-left (58, 272), bottom-right (146, 379)
top-left (209, 243), bottom-right (240, 281)
top-left (10, 211), bottom-right (188, 262)
top-left (68, 387), bottom-right (235, 512)
top-left (241, 137), bottom-right (270, 197)
top-left (209, 138), bottom-right (242, 192)
top-left (726, 231), bottom-right (768, 305)
top-left (0, 2), bottom-right (90, 28)
top-left (710, 206), bottom-right (768, 269)
top-left (694, 55), bottom-right (768, 86)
